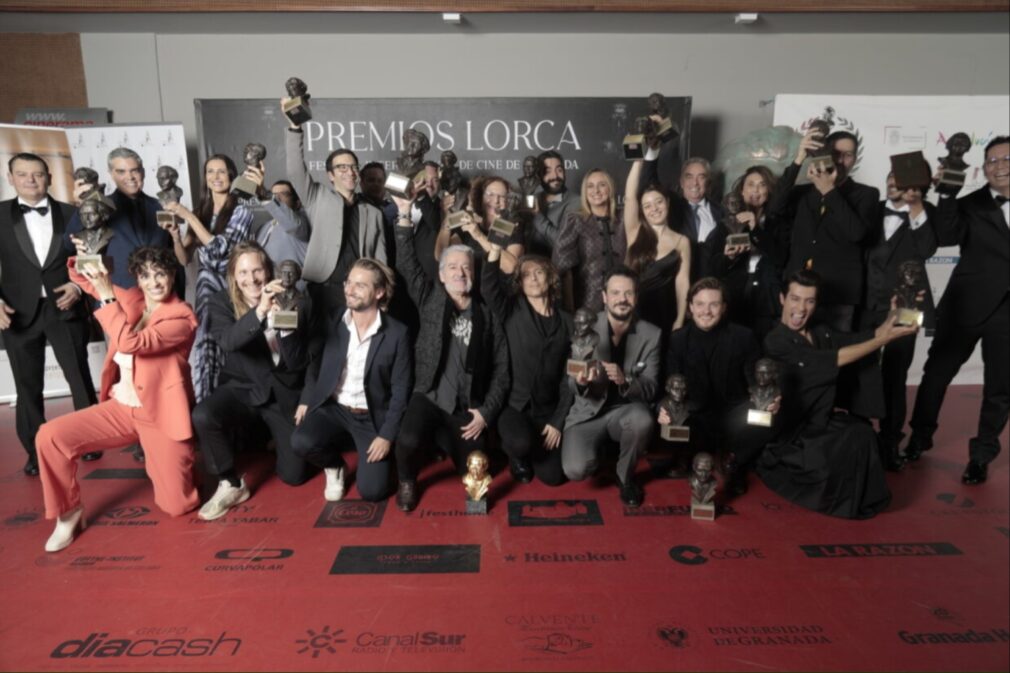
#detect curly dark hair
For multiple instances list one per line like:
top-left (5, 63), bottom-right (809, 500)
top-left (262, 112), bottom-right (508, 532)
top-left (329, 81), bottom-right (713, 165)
top-left (127, 246), bottom-right (178, 279)
top-left (509, 254), bottom-right (561, 304)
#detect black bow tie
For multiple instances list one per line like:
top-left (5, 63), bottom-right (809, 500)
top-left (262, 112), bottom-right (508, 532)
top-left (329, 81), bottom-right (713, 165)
top-left (996, 195), bottom-right (1009, 206)
top-left (19, 203), bottom-right (49, 216)
top-left (884, 207), bottom-right (910, 219)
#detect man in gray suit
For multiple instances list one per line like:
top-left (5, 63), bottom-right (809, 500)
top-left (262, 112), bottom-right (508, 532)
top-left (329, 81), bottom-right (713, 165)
top-left (282, 97), bottom-right (386, 319)
top-left (561, 266), bottom-right (659, 507)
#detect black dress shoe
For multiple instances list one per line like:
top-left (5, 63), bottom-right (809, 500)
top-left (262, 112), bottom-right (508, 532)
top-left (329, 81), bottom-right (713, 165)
top-left (132, 446), bottom-right (145, 463)
top-left (509, 458), bottom-right (533, 484)
top-left (961, 460), bottom-right (988, 485)
top-left (903, 433), bottom-right (933, 462)
top-left (82, 451), bottom-right (103, 462)
top-left (722, 453), bottom-right (749, 496)
top-left (619, 480), bottom-right (644, 507)
top-left (878, 443), bottom-right (905, 472)
top-left (396, 481), bottom-right (418, 512)
top-left (23, 458), bottom-right (39, 476)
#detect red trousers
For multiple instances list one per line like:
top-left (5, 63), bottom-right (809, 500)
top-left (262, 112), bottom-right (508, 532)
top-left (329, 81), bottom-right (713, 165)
top-left (36, 399), bottom-right (198, 519)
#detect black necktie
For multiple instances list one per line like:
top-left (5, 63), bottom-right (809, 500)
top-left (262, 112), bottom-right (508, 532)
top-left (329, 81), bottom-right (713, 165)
top-left (19, 203), bottom-right (49, 216)
top-left (996, 195), bottom-right (1009, 206)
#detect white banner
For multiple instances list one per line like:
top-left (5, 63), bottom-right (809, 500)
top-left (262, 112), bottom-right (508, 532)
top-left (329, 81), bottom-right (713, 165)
top-left (773, 94), bottom-right (1010, 385)
top-left (0, 342), bottom-right (106, 405)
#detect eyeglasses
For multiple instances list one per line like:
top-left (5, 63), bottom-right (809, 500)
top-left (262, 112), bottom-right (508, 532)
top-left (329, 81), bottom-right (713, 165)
top-left (331, 163), bottom-right (359, 174)
top-left (985, 155), bottom-right (1010, 166)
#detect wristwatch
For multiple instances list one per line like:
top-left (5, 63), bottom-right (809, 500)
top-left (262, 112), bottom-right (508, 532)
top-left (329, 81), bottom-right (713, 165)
top-left (99, 297), bottom-right (117, 307)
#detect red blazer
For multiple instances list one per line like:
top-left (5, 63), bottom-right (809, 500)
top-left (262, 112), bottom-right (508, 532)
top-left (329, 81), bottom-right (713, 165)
top-left (69, 259), bottom-right (198, 441)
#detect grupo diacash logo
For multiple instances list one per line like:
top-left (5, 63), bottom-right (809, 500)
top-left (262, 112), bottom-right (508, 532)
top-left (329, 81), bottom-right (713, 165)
top-left (50, 632), bottom-right (241, 658)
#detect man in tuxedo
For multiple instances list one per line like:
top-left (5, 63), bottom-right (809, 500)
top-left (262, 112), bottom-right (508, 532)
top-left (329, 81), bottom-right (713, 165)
top-left (773, 129), bottom-right (878, 332)
top-left (0, 153), bottom-right (98, 475)
top-left (907, 136), bottom-right (1010, 485)
top-left (290, 258), bottom-right (413, 502)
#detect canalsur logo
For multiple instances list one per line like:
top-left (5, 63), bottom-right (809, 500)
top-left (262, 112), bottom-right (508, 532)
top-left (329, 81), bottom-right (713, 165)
top-left (295, 626), bottom-right (347, 658)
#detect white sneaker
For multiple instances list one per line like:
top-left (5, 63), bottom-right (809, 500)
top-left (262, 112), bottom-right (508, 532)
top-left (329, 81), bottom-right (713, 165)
top-left (324, 467), bottom-right (346, 502)
top-left (198, 479), bottom-right (250, 521)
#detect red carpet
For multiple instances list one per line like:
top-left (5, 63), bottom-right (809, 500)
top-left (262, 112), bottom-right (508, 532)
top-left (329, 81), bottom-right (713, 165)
top-left (0, 386), bottom-right (1007, 671)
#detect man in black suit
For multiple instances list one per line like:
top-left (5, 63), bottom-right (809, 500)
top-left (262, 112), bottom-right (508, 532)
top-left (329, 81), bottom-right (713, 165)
top-left (393, 206), bottom-right (510, 512)
top-left (290, 258), bottom-right (413, 502)
top-left (773, 129), bottom-right (878, 332)
top-left (907, 136), bottom-right (1010, 485)
top-left (0, 153), bottom-right (98, 475)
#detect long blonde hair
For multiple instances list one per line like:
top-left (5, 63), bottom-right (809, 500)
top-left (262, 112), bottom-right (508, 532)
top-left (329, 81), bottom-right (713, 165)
top-left (226, 241), bottom-right (274, 320)
top-left (578, 169), bottom-right (617, 221)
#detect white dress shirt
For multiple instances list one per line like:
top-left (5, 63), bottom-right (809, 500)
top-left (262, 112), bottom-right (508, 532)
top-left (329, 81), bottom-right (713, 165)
top-left (694, 199), bottom-right (716, 243)
top-left (883, 200), bottom-right (928, 241)
top-left (18, 197), bottom-right (53, 297)
top-left (334, 309), bottom-right (383, 409)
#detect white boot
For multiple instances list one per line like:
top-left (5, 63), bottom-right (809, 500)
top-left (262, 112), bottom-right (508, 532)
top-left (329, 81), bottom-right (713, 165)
top-left (324, 467), bottom-right (346, 502)
top-left (198, 479), bottom-right (250, 521)
top-left (45, 505), bottom-right (86, 553)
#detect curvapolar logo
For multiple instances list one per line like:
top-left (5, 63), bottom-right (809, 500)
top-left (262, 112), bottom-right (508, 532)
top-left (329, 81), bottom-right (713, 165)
top-left (295, 626), bottom-right (347, 658)
top-left (657, 625), bottom-right (689, 648)
top-left (315, 500), bottom-right (386, 528)
top-left (668, 545), bottom-right (765, 566)
top-left (93, 506), bottom-right (158, 527)
top-left (507, 500), bottom-right (603, 527)
top-left (50, 632), bottom-right (241, 658)
top-left (4, 508), bottom-right (42, 528)
top-left (523, 633), bottom-right (591, 655)
top-left (206, 548), bottom-right (293, 572)
top-left (800, 542), bottom-right (962, 558)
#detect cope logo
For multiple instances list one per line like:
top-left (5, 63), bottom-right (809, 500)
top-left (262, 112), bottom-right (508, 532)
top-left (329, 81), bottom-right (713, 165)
top-left (314, 500), bottom-right (387, 528)
top-left (668, 545), bottom-right (765, 565)
top-left (295, 626), bottom-right (347, 658)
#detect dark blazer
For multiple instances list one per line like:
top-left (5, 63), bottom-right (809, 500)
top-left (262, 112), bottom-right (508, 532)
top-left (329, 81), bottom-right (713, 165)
top-left (395, 224), bottom-right (510, 424)
top-left (65, 190), bottom-right (173, 290)
top-left (933, 186), bottom-right (1010, 328)
top-left (207, 290), bottom-right (310, 417)
top-left (300, 311), bottom-right (414, 442)
top-left (772, 163), bottom-right (878, 306)
top-left (719, 211), bottom-right (791, 325)
top-left (482, 255), bottom-right (575, 430)
top-left (665, 321), bottom-right (761, 415)
top-left (864, 201), bottom-right (939, 328)
top-left (0, 197), bottom-right (85, 329)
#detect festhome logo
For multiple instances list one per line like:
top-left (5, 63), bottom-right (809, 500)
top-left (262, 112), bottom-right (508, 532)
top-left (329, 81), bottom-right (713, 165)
top-left (800, 542), bottom-right (962, 558)
top-left (314, 500), bottom-right (386, 528)
top-left (50, 632), bottom-right (241, 658)
top-left (295, 626), bottom-right (347, 658)
top-left (507, 500), bottom-right (603, 527)
top-left (657, 626), bottom-right (689, 648)
top-left (522, 633), bottom-right (592, 655)
top-left (668, 545), bottom-right (765, 565)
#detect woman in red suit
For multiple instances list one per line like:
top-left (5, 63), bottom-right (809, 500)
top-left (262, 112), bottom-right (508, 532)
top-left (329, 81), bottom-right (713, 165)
top-left (36, 246), bottom-right (199, 552)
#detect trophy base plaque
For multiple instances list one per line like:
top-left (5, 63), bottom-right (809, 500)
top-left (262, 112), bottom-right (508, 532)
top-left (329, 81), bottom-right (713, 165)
top-left (446, 211), bottom-right (471, 230)
top-left (623, 134), bottom-right (646, 161)
top-left (747, 409), bottom-right (773, 427)
top-left (525, 194), bottom-right (536, 209)
top-left (566, 359), bottom-right (596, 378)
top-left (465, 498), bottom-right (488, 515)
top-left (385, 171), bottom-right (425, 199)
top-left (661, 424), bottom-right (690, 442)
top-left (726, 232), bottom-right (751, 247)
top-left (690, 499), bottom-right (716, 521)
top-left (230, 175), bottom-right (258, 198)
top-left (283, 97), bottom-right (312, 125)
top-left (655, 117), bottom-right (678, 142)
top-left (268, 310), bottom-right (299, 331)
top-left (156, 211), bottom-right (178, 228)
top-left (490, 217), bottom-right (517, 239)
top-left (809, 155), bottom-right (834, 172)
top-left (938, 169), bottom-right (966, 187)
top-left (75, 254), bottom-right (106, 274)
top-left (894, 308), bottom-right (924, 328)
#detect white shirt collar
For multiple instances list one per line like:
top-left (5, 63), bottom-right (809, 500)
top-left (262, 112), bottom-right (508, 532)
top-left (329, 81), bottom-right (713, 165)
top-left (17, 196), bottom-right (50, 209)
top-left (342, 309), bottom-right (382, 340)
top-left (885, 200), bottom-right (909, 212)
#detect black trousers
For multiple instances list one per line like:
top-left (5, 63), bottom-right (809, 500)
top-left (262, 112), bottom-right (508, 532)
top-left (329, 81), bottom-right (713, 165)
top-left (1, 300), bottom-right (96, 458)
top-left (192, 385), bottom-right (311, 486)
top-left (862, 308), bottom-right (916, 444)
top-left (911, 293), bottom-right (1010, 464)
top-left (655, 401), bottom-right (776, 470)
top-left (290, 399), bottom-right (390, 501)
top-left (395, 393), bottom-right (487, 483)
top-left (497, 406), bottom-right (566, 486)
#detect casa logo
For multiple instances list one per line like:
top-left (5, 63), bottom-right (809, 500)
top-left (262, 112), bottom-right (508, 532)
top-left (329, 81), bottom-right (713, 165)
top-left (799, 542), bottom-right (962, 558)
top-left (294, 626), bottom-right (466, 656)
top-left (205, 548), bottom-right (293, 572)
top-left (507, 500), bottom-right (603, 527)
top-left (898, 628), bottom-right (1009, 645)
top-left (93, 506), bottom-right (158, 527)
top-left (189, 503), bottom-right (277, 525)
top-left (522, 633), bottom-right (592, 655)
top-left (707, 624), bottom-right (831, 646)
top-left (314, 500), bottom-right (386, 528)
top-left (624, 504), bottom-right (737, 517)
top-left (656, 625), bottom-right (689, 648)
top-left (931, 493), bottom-right (1008, 516)
top-left (4, 507), bottom-right (42, 528)
top-left (668, 545), bottom-right (765, 566)
top-left (50, 631), bottom-right (241, 658)
top-left (505, 550), bottom-right (626, 564)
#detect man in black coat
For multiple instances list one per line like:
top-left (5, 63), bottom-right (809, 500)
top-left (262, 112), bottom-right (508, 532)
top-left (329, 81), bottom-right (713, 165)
top-left (773, 129), bottom-right (878, 332)
top-left (1, 153), bottom-right (98, 475)
top-left (393, 205), bottom-right (510, 512)
top-left (907, 136), bottom-right (1010, 485)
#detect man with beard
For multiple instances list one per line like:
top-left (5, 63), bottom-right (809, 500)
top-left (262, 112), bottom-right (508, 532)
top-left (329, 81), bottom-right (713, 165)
top-left (907, 136), bottom-right (1010, 485)
top-left (561, 267), bottom-right (659, 507)
top-left (527, 151), bottom-right (581, 257)
top-left (393, 206), bottom-right (510, 512)
top-left (758, 269), bottom-right (916, 518)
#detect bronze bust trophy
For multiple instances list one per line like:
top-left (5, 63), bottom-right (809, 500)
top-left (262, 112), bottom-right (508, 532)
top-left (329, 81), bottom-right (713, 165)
top-left (893, 260), bottom-right (927, 327)
top-left (283, 77), bottom-right (312, 125)
top-left (938, 132), bottom-right (971, 188)
top-left (231, 143), bottom-right (266, 198)
top-left (806, 119), bottom-right (834, 172)
top-left (723, 192), bottom-right (752, 248)
top-left (623, 115), bottom-right (656, 161)
top-left (566, 308), bottom-right (599, 378)
top-left (155, 165), bottom-right (183, 228)
top-left (517, 155), bottom-right (539, 209)
top-left (647, 92), bottom-right (679, 143)
top-left (269, 260), bottom-right (304, 330)
top-left (747, 358), bottom-right (780, 427)
top-left (463, 450), bottom-right (492, 514)
top-left (659, 373), bottom-right (690, 442)
top-left (75, 197), bottom-right (116, 273)
top-left (73, 166), bottom-right (106, 203)
top-left (439, 150), bottom-right (469, 212)
top-left (689, 452), bottom-right (718, 521)
top-left (385, 128), bottom-right (430, 199)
